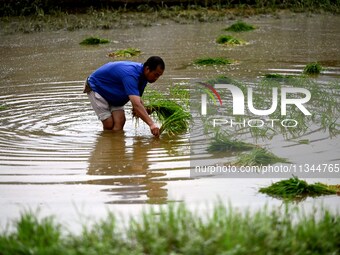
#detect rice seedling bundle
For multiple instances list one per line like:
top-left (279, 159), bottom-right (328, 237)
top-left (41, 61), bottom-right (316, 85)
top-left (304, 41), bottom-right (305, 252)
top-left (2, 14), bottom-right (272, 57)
top-left (259, 176), bottom-right (337, 199)
top-left (79, 36), bottom-right (109, 45)
top-left (225, 21), bottom-right (255, 32)
top-left (108, 48), bottom-right (141, 58)
top-left (146, 100), bottom-right (190, 136)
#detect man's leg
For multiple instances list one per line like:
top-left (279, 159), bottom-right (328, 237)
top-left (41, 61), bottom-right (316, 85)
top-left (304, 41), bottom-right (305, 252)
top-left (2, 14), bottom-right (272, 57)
top-left (111, 110), bottom-right (126, 131)
top-left (101, 110), bottom-right (125, 131)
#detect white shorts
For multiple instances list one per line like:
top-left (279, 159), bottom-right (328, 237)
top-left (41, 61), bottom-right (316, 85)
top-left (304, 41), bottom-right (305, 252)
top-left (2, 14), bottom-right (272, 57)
top-left (86, 90), bottom-right (124, 121)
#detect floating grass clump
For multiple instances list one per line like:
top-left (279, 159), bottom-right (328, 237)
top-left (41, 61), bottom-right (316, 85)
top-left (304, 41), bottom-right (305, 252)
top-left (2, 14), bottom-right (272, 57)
top-left (194, 57), bottom-right (232, 66)
top-left (259, 176), bottom-right (337, 200)
top-left (216, 35), bottom-right (245, 45)
top-left (235, 147), bottom-right (288, 166)
top-left (146, 101), bottom-right (190, 136)
top-left (0, 104), bottom-right (6, 110)
top-left (208, 132), bottom-right (255, 152)
top-left (108, 48), bottom-right (141, 58)
top-left (303, 62), bottom-right (322, 74)
top-left (1, 204), bottom-right (339, 255)
top-left (225, 20), bottom-right (255, 32)
top-left (79, 36), bottom-right (109, 45)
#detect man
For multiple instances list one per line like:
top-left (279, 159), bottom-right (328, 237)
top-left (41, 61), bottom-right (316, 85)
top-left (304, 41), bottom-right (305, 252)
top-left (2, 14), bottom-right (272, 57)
top-left (84, 56), bottom-right (165, 137)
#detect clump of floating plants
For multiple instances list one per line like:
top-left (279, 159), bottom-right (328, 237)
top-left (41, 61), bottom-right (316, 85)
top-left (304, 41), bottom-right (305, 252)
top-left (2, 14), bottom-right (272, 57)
top-left (0, 104), bottom-right (6, 110)
top-left (259, 176), bottom-right (338, 200)
top-left (303, 62), bottom-right (323, 75)
top-left (208, 132), bottom-right (255, 152)
top-left (224, 20), bottom-right (256, 32)
top-left (234, 148), bottom-right (289, 166)
top-left (79, 36), bottom-right (109, 45)
top-left (142, 85), bottom-right (190, 136)
top-left (108, 48), bottom-right (141, 58)
top-left (193, 57), bottom-right (232, 66)
top-left (216, 35), bottom-right (245, 45)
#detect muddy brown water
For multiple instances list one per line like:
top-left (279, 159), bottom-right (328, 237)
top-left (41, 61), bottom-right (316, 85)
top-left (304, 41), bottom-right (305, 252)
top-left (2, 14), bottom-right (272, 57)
top-left (0, 13), bottom-right (339, 230)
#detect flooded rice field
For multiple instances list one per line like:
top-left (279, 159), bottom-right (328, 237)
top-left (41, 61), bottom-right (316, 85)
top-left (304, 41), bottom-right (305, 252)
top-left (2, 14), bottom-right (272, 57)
top-left (0, 13), bottom-right (339, 230)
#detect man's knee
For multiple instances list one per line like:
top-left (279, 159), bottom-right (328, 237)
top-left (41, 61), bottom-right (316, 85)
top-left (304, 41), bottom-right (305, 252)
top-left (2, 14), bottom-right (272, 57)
top-left (113, 114), bottom-right (126, 131)
top-left (102, 117), bottom-right (114, 130)
top-left (109, 110), bottom-right (125, 131)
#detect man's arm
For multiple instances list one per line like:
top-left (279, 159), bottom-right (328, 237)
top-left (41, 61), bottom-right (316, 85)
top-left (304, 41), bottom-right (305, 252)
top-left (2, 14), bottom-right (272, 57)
top-left (129, 95), bottom-right (160, 137)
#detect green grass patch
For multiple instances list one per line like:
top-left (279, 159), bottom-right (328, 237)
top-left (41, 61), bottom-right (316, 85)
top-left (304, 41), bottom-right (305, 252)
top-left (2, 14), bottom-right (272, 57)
top-left (79, 36), bottom-right (109, 45)
top-left (224, 20), bottom-right (255, 32)
top-left (259, 176), bottom-right (338, 200)
top-left (216, 34), bottom-right (246, 45)
top-left (208, 132), bottom-right (255, 152)
top-left (108, 48), bottom-right (141, 58)
top-left (303, 62), bottom-right (323, 75)
top-left (234, 147), bottom-right (289, 166)
top-left (0, 104), bottom-right (7, 110)
top-left (0, 204), bottom-right (339, 255)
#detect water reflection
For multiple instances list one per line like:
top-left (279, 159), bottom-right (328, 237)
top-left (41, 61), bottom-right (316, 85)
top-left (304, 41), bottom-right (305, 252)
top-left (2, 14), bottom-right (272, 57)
top-left (87, 131), bottom-right (168, 204)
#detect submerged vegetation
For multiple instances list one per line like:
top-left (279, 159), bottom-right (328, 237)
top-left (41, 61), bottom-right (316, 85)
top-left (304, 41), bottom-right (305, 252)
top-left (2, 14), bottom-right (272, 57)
top-left (216, 34), bottom-right (245, 45)
top-left (1, 204), bottom-right (339, 255)
top-left (194, 57), bottom-right (232, 66)
top-left (108, 48), bottom-right (141, 58)
top-left (303, 62), bottom-right (323, 74)
top-left (260, 176), bottom-right (338, 200)
top-left (79, 36), bottom-right (109, 45)
top-left (224, 20), bottom-right (255, 32)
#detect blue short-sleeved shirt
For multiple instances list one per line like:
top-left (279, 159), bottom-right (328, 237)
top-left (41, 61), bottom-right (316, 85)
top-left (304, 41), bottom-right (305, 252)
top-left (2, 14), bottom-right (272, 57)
top-left (87, 61), bottom-right (147, 106)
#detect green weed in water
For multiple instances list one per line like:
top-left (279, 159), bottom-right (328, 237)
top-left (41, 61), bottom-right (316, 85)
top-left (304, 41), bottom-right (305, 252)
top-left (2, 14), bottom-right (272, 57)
top-left (259, 176), bottom-right (337, 200)
top-left (193, 57), bottom-right (232, 66)
top-left (235, 147), bottom-right (289, 166)
top-left (216, 35), bottom-right (245, 45)
top-left (303, 62), bottom-right (323, 75)
top-left (79, 36), bottom-right (109, 45)
top-left (1, 204), bottom-right (339, 255)
top-left (108, 48), bottom-right (141, 58)
top-left (224, 20), bottom-right (255, 32)
top-left (0, 104), bottom-right (7, 110)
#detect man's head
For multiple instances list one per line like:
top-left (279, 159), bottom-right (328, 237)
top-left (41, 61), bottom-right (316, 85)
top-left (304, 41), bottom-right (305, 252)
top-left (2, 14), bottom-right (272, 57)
top-left (143, 56), bottom-right (165, 83)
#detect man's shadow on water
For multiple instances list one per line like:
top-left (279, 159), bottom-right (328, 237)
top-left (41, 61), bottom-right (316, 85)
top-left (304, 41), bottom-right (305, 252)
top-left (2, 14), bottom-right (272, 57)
top-left (86, 131), bottom-right (168, 204)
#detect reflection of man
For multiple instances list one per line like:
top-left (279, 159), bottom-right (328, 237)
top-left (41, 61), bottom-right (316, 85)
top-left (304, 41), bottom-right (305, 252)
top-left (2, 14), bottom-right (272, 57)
top-left (83, 56), bottom-right (165, 137)
top-left (87, 131), bottom-right (167, 204)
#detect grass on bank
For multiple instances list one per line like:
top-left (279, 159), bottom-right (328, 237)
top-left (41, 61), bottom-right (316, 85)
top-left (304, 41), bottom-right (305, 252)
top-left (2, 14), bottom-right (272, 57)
top-left (0, 204), bottom-right (339, 255)
top-left (108, 48), bottom-right (141, 58)
top-left (194, 57), bottom-right (232, 66)
top-left (260, 176), bottom-right (338, 200)
top-left (79, 36), bottom-right (109, 45)
top-left (216, 34), bottom-right (246, 45)
top-left (224, 20), bottom-right (255, 32)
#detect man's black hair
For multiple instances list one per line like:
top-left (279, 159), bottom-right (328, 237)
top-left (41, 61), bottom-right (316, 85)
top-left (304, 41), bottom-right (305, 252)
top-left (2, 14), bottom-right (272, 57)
top-left (144, 56), bottom-right (165, 71)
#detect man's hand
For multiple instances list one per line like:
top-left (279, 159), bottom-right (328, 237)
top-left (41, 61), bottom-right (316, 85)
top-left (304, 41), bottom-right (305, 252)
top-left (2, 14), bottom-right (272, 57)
top-left (150, 123), bottom-right (160, 137)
